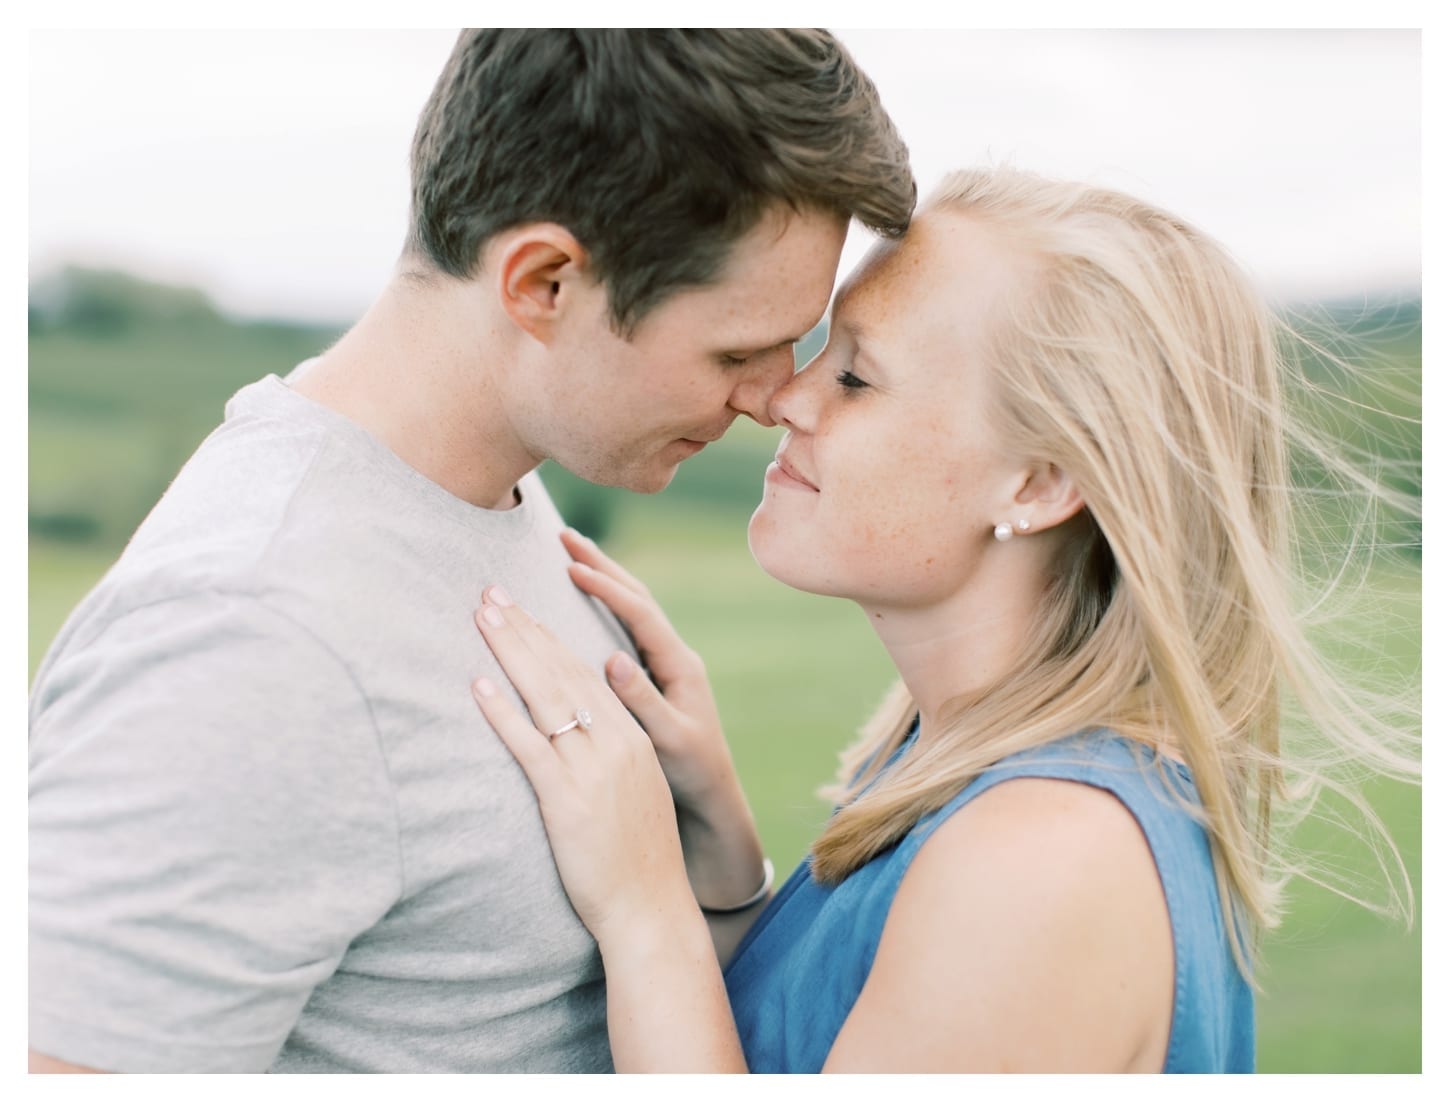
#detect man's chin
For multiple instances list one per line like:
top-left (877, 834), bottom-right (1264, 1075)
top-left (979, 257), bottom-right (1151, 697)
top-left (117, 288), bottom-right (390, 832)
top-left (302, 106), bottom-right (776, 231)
top-left (625, 462), bottom-right (680, 495)
top-left (559, 444), bottom-right (693, 494)
top-left (582, 459), bottom-right (680, 495)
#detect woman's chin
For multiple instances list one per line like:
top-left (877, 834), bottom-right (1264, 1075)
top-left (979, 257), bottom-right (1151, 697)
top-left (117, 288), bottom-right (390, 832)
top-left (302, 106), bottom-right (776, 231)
top-left (747, 515), bottom-right (842, 598)
top-left (746, 516), bottom-right (778, 574)
top-left (747, 512), bottom-right (804, 590)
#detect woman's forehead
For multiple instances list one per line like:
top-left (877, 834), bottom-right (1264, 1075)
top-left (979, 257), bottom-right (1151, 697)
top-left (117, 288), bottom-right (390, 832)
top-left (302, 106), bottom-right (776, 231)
top-left (833, 212), bottom-right (1014, 327)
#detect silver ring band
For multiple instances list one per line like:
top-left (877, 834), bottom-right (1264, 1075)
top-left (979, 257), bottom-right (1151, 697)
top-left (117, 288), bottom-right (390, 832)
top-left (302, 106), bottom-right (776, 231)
top-left (547, 708), bottom-right (593, 740)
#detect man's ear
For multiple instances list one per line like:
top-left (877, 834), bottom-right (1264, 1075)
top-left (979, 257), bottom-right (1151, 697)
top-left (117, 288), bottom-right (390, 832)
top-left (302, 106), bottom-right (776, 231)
top-left (1012, 462), bottom-right (1084, 532)
top-left (492, 224), bottom-right (591, 342)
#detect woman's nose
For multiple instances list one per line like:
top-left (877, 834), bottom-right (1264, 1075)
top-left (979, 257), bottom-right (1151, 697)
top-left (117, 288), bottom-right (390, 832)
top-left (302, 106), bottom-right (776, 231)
top-left (767, 354), bottom-right (822, 432)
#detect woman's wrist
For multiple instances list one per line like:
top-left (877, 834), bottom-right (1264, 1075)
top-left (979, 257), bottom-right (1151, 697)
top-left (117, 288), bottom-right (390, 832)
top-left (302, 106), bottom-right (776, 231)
top-left (697, 857), bottom-right (774, 914)
top-left (675, 784), bottom-right (769, 911)
top-left (593, 877), bottom-right (713, 965)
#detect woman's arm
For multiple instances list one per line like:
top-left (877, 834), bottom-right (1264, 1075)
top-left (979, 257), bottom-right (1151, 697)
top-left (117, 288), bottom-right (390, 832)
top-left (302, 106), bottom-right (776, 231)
top-left (823, 776), bottom-right (1176, 1073)
top-left (589, 904), bottom-right (748, 1073)
top-left (470, 586), bottom-right (748, 1072)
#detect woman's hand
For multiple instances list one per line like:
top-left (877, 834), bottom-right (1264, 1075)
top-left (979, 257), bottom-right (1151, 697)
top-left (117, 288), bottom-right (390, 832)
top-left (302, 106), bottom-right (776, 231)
top-left (560, 528), bottom-right (735, 816)
top-left (470, 585), bottom-right (696, 946)
top-left (560, 530), bottom-right (770, 920)
top-left (471, 585), bottom-right (749, 1073)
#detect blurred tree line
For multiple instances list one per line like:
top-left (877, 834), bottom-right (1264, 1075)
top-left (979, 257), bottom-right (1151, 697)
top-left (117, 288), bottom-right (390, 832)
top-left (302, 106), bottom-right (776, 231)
top-left (28, 267), bottom-right (1420, 558)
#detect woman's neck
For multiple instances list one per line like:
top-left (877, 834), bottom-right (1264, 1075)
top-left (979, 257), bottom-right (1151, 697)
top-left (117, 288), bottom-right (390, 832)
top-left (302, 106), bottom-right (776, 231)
top-left (860, 553), bottom-right (1055, 744)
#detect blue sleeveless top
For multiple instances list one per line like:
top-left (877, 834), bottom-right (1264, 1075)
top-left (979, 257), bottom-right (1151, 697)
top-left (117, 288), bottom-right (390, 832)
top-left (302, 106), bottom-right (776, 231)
top-left (723, 728), bottom-right (1255, 1072)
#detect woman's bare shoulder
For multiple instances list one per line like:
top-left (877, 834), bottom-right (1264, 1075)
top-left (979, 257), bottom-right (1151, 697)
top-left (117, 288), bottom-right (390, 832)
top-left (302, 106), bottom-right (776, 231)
top-left (824, 776), bottom-right (1175, 1072)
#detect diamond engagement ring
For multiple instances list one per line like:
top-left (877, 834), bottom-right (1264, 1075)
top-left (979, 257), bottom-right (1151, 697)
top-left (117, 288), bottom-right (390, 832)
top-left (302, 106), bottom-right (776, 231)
top-left (547, 708), bottom-right (593, 740)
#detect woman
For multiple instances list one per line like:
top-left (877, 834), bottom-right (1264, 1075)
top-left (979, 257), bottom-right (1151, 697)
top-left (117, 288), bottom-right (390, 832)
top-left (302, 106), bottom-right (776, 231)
top-left (469, 167), bottom-right (1417, 1072)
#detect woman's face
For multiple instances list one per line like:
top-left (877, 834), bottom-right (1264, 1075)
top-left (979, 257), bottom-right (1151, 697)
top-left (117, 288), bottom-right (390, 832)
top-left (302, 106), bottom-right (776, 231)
top-left (747, 210), bottom-right (1034, 608)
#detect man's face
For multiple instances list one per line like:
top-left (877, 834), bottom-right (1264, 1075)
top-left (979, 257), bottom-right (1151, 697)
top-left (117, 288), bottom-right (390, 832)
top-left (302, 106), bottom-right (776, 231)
top-left (523, 206), bottom-right (849, 492)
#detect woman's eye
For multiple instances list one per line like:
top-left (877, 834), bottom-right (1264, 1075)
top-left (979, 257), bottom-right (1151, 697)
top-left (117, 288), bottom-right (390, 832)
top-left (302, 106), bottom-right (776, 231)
top-left (719, 353), bottom-right (750, 368)
top-left (835, 370), bottom-right (868, 390)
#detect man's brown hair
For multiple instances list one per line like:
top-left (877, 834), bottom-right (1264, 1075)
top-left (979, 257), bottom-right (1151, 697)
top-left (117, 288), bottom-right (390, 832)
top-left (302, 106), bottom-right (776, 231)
top-left (408, 29), bottom-right (915, 333)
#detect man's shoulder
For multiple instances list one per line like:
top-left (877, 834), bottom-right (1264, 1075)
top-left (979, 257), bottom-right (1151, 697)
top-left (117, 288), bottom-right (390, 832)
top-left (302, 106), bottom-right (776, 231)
top-left (115, 376), bottom-right (455, 608)
top-left (34, 393), bottom-right (363, 686)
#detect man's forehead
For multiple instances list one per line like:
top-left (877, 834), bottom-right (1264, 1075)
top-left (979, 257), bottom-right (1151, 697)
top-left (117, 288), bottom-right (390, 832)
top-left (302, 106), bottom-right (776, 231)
top-left (698, 282), bottom-right (832, 348)
top-left (657, 290), bottom-right (816, 352)
top-left (649, 208), bottom-right (845, 343)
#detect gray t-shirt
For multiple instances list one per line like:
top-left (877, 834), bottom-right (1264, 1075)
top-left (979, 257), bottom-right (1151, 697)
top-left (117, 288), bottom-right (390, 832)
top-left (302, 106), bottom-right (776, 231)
top-left (29, 374), bottom-right (633, 1072)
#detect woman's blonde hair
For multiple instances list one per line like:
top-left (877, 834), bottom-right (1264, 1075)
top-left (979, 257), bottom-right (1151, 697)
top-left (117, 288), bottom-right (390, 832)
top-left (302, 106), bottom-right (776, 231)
top-left (812, 166), bottom-right (1420, 978)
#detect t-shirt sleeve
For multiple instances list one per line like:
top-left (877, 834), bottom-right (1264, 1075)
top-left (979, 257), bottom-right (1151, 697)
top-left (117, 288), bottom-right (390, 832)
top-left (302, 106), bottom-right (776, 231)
top-left (29, 592), bottom-right (403, 1072)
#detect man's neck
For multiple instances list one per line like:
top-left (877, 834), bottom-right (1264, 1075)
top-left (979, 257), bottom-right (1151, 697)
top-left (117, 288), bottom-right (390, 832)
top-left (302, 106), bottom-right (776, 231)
top-left (290, 271), bottom-right (536, 510)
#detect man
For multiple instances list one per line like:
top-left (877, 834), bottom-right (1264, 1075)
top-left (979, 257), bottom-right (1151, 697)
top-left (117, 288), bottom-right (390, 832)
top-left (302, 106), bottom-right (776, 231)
top-left (29, 29), bottom-right (914, 1072)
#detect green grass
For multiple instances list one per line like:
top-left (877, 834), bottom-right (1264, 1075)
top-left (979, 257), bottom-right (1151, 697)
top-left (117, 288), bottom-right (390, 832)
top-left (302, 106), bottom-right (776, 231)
top-left (28, 506), bottom-right (1421, 1071)
top-left (29, 540), bottom-right (119, 677)
top-left (1253, 561), bottom-right (1422, 1071)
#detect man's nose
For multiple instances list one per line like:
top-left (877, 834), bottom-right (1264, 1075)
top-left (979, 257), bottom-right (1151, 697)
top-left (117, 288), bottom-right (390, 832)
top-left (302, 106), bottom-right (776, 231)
top-left (728, 349), bottom-right (796, 427)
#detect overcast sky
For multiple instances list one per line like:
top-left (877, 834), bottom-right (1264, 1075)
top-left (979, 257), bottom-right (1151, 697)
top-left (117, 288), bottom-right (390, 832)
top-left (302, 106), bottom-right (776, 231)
top-left (28, 28), bottom-right (1421, 324)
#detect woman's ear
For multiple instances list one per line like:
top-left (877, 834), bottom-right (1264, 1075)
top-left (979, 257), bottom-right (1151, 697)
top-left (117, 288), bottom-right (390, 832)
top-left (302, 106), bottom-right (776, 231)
top-left (1013, 462), bottom-right (1084, 533)
top-left (492, 224), bottom-right (590, 342)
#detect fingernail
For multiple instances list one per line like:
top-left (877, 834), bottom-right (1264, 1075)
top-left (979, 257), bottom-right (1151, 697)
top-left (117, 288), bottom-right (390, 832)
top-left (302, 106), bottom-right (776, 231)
top-left (472, 677), bottom-right (497, 698)
top-left (481, 604), bottom-right (504, 627)
top-left (489, 585), bottom-right (514, 608)
top-left (607, 653), bottom-right (637, 683)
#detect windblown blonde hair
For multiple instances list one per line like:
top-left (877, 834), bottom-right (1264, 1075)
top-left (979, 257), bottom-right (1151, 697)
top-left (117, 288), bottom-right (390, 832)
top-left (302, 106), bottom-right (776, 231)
top-left (812, 167), bottom-right (1420, 978)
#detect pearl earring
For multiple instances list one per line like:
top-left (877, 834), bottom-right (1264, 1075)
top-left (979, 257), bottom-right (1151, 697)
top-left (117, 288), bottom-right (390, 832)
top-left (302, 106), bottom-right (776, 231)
top-left (994, 519), bottom-right (1031, 542)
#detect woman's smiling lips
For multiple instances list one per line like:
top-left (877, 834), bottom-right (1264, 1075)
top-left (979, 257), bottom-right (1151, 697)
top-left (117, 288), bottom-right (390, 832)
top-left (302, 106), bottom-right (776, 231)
top-left (766, 449), bottom-right (819, 491)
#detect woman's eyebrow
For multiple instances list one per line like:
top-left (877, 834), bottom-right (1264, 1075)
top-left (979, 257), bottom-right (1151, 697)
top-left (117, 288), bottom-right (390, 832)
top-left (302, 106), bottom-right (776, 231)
top-left (833, 316), bottom-right (872, 351)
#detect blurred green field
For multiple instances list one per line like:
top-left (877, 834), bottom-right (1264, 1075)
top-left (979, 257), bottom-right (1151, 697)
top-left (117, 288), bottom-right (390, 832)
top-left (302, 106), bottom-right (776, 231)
top-left (28, 269), bottom-right (1420, 1071)
top-left (28, 501), bottom-right (1421, 1072)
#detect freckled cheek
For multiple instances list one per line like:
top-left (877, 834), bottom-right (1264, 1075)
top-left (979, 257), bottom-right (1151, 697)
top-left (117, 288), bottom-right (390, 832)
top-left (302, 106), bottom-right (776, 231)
top-left (837, 440), bottom-right (982, 575)
top-left (829, 449), bottom-right (943, 540)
